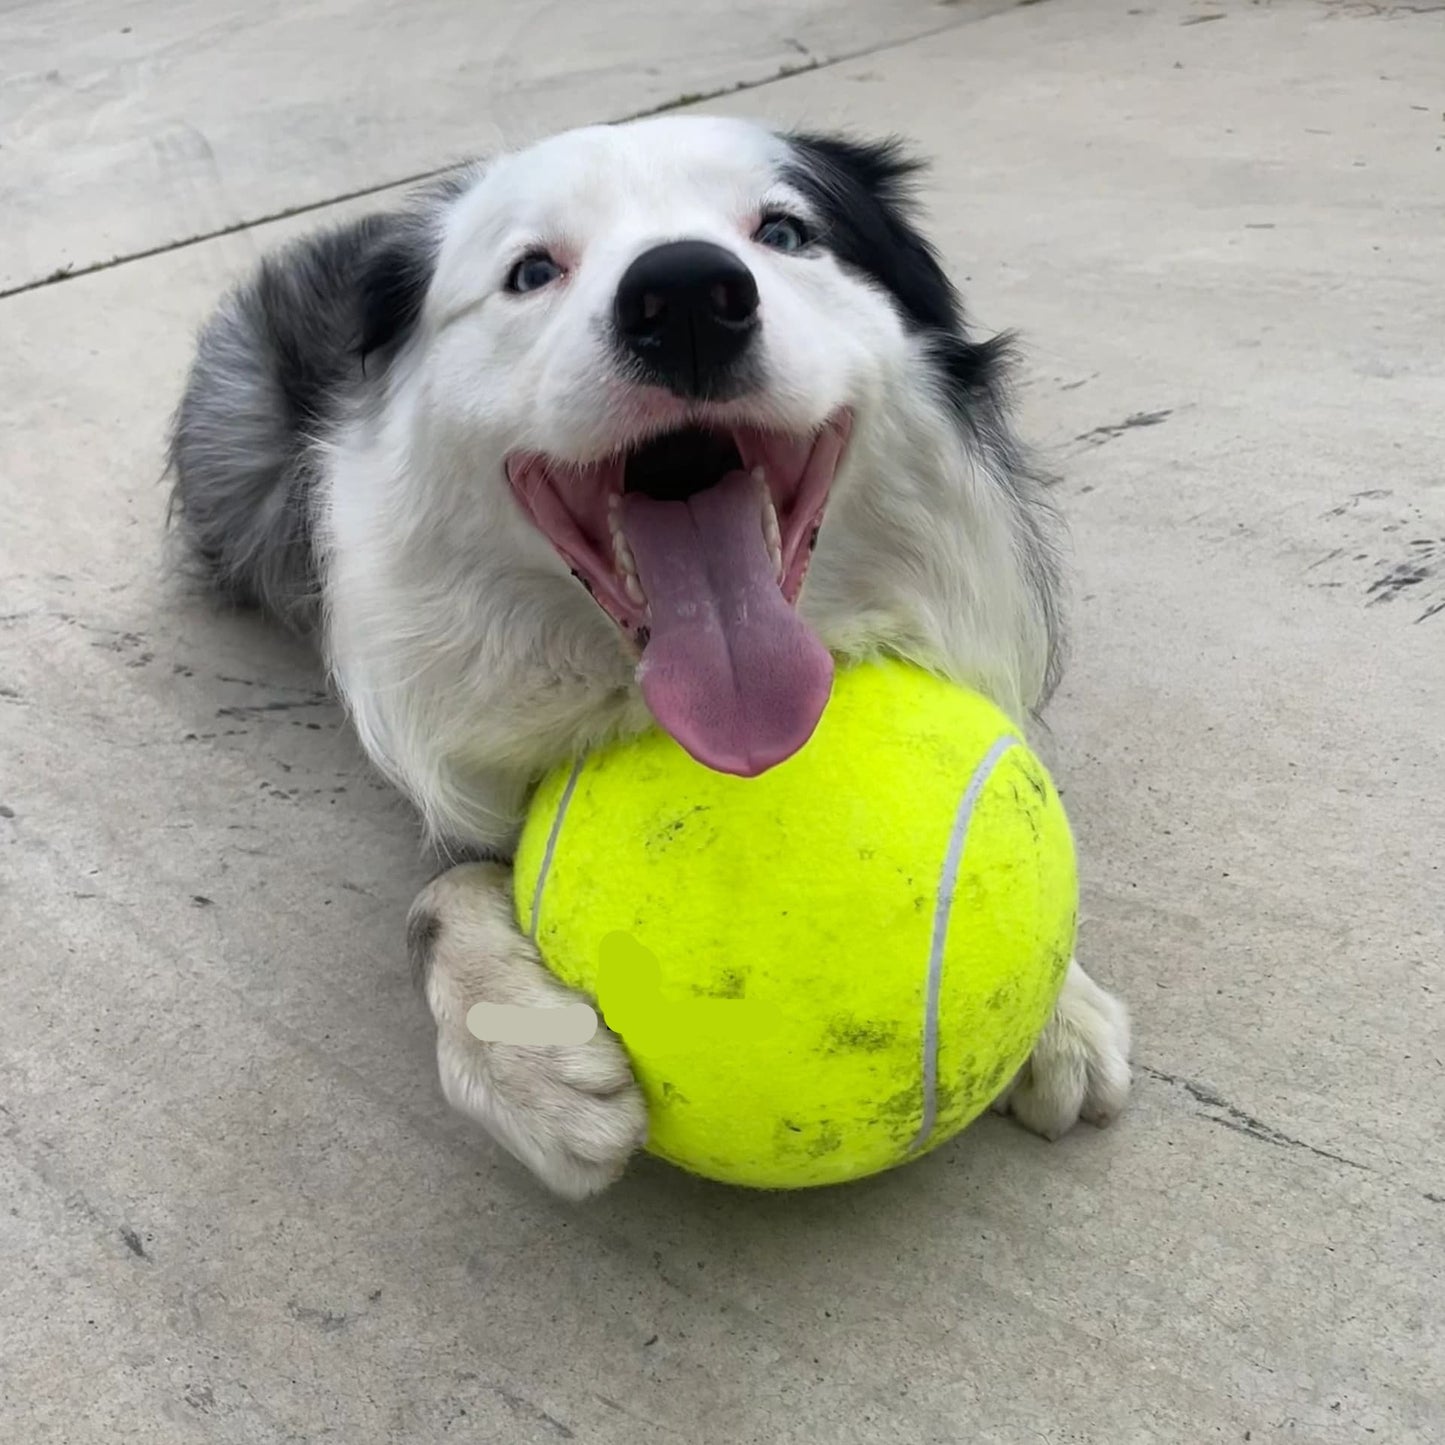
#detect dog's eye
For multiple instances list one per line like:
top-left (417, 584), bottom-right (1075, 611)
top-left (753, 213), bottom-right (812, 254)
top-left (506, 252), bottom-right (563, 294)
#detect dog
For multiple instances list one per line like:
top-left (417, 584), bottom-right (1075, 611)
top-left (168, 114), bottom-right (1131, 1198)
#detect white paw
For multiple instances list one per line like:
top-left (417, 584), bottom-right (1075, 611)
top-left (994, 959), bottom-right (1132, 1141)
top-left (412, 862), bottom-right (647, 1200)
top-left (437, 1017), bottom-right (647, 1201)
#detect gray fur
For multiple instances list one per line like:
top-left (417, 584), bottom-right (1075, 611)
top-left (167, 180), bottom-right (466, 628)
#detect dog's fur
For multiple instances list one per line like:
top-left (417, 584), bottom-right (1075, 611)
top-left (170, 115), bottom-right (1130, 1197)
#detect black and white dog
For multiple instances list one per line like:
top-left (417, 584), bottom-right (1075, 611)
top-left (170, 115), bottom-right (1130, 1197)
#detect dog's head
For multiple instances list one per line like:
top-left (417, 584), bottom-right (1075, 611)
top-left (361, 116), bottom-right (1026, 778)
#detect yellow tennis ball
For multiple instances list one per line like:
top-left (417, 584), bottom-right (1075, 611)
top-left (514, 658), bottom-right (1076, 1189)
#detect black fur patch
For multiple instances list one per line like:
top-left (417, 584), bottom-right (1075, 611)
top-left (785, 134), bottom-right (1008, 399)
top-left (785, 135), bottom-right (959, 329)
top-left (359, 231), bottom-right (437, 364)
top-left (786, 132), bottom-right (1065, 704)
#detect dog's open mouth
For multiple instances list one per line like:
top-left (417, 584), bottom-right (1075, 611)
top-left (506, 409), bottom-right (852, 776)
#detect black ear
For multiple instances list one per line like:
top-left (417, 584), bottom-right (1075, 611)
top-left (784, 132), bottom-right (1005, 400)
top-left (784, 133), bottom-right (962, 334)
top-left (355, 168), bottom-right (480, 362)
top-left (358, 225), bottom-right (437, 362)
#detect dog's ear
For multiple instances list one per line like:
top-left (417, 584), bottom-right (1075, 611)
top-left (784, 133), bottom-right (962, 335)
top-left (357, 170), bottom-right (475, 363)
top-left (785, 133), bottom-right (1005, 397)
top-left (358, 229), bottom-right (436, 361)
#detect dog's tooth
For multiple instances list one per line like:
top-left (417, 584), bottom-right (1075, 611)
top-left (613, 529), bottom-right (637, 577)
top-left (623, 572), bottom-right (646, 607)
top-left (759, 488), bottom-right (783, 582)
top-left (760, 488), bottom-right (780, 534)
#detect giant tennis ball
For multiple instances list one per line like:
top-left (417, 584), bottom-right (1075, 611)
top-left (514, 658), bottom-right (1075, 1189)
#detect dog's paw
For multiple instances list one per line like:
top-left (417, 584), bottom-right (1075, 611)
top-left (412, 861), bottom-right (647, 1199)
top-left (994, 959), bottom-right (1131, 1140)
top-left (437, 1020), bottom-right (647, 1200)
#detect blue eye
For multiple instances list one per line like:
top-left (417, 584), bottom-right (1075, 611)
top-left (754, 213), bottom-right (812, 254)
top-left (506, 252), bottom-right (563, 293)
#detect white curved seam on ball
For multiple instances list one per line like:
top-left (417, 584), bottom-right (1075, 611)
top-left (910, 734), bottom-right (1021, 1154)
top-left (528, 754), bottom-right (587, 942)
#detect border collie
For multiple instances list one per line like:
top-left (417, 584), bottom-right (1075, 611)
top-left (169, 115), bottom-right (1131, 1197)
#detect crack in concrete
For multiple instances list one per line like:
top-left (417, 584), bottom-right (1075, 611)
top-left (1074, 409), bottom-right (1174, 446)
top-left (1140, 1064), bottom-right (1374, 1172)
top-left (0, 6), bottom-right (1014, 303)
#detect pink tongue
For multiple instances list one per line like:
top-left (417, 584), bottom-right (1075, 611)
top-left (622, 471), bottom-right (833, 777)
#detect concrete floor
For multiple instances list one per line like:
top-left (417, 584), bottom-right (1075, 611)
top-left (2, 0), bottom-right (1442, 1440)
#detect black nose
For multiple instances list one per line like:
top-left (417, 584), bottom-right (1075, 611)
top-left (614, 240), bottom-right (760, 399)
